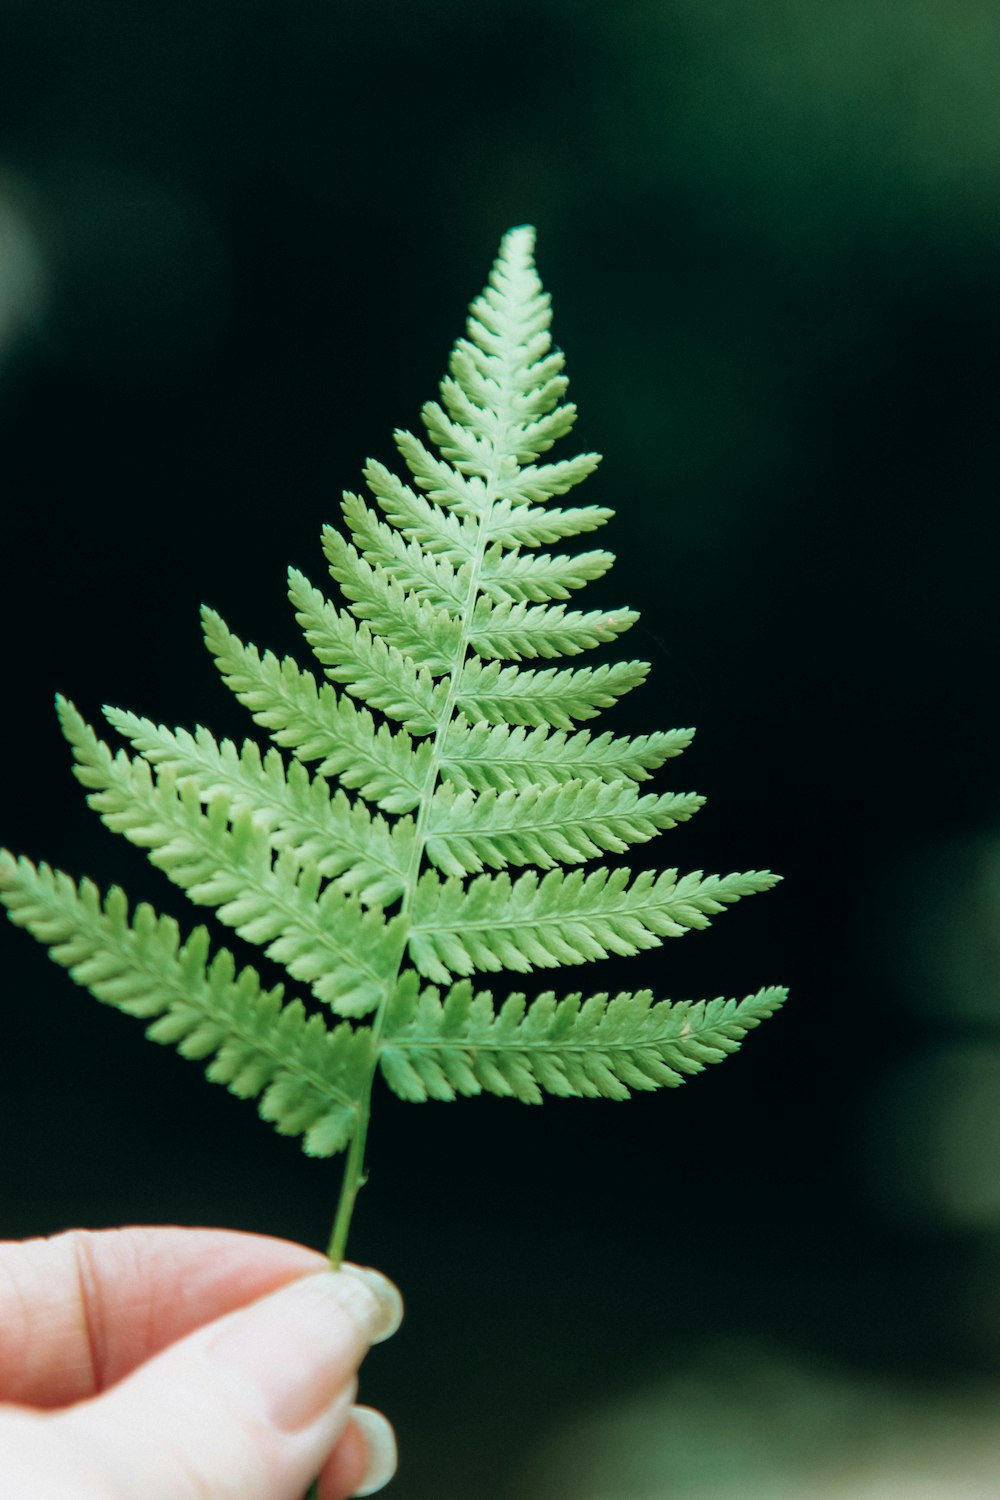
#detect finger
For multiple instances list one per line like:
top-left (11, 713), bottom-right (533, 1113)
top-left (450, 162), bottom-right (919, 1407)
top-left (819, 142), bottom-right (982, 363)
top-left (338, 1265), bottom-right (404, 1344)
top-left (320, 1418), bottom-right (370, 1499)
top-left (319, 1407), bottom-right (398, 1500)
top-left (0, 1226), bottom-right (328, 1406)
top-left (54, 1269), bottom-right (388, 1500)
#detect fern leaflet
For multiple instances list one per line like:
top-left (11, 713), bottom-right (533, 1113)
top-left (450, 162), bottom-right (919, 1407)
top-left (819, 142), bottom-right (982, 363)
top-left (381, 974), bottom-right (787, 1104)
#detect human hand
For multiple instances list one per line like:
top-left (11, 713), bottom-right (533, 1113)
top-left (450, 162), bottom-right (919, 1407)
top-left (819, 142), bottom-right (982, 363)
top-left (0, 1225), bottom-right (400, 1500)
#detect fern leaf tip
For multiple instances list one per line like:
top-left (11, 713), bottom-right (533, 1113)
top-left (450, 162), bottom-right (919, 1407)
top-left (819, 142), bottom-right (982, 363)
top-left (54, 695), bottom-right (88, 738)
top-left (199, 603), bottom-right (227, 635)
top-left (501, 222), bottom-right (536, 244)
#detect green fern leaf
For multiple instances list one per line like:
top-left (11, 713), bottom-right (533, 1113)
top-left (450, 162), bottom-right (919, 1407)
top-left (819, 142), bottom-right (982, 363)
top-left (409, 866), bottom-right (778, 984)
top-left (455, 654), bottom-right (650, 730)
top-left (393, 430), bottom-right (489, 518)
top-left (468, 596), bottom-right (639, 660)
top-left (330, 503), bottom-right (469, 614)
top-left (493, 454), bottom-right (603, 505)
top-left (1, 224), bottom-right (784, 1279)
top-left (380, 974), bottom-right (788, 1104)
top-left (289, 570), bottom-right (452, 731)
top-left (60, 701), bottom-right (404, 1014)
top-left (0, 853), bottom-right (368, 1155)
top-left (202, 606), bottom-right (432, 811)
top-left (363, 458), bottom-right (478, 565)
top-left (320, 530), bottom-right (463, 664)
top-left (102, 707), bottom-right (415, 903)
top-left (478, 544), bottom-right (616, 603)
top-left (484, 496), bottom-right (615, 548)
top-left (439, 720), bottom-right (695, 793)
top-left (423, 779), bottom-right (703, 877)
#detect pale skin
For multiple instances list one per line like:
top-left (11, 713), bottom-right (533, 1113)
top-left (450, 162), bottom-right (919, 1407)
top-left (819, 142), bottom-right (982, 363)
top-left (0, 1226), bottom-right (399, 1500)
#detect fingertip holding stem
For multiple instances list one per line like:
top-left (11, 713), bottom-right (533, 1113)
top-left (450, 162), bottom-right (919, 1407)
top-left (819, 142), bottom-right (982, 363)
top-left (205, 1271), bottom-right (379, 1433)
top-left (340, 1265), bottom-right (404, 1345)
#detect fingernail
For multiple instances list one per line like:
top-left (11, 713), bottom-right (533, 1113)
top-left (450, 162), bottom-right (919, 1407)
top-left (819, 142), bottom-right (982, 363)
top-left (350, 1405), bottom-right (398, 1496)
top-left (341, 1265), bottom-right (404, 1344)
top-left (206, 1272), bottom-right (382, 1432)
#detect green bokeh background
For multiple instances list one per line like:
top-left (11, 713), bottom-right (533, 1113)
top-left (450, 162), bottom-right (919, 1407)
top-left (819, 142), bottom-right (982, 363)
top-left (2, 3), bottom-right (1000, 1495)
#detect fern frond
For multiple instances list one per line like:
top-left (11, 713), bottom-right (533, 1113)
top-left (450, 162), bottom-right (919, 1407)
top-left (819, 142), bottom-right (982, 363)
top-left (500, 454), bottom-right (603, 503)
top-left (320, 530), bottom-right (463, 663)
top-left (423, 779), bottom-right (703, 877)
top-left (288, 569), bottom-right (452, 732)
top-left (484, 497), bottom-right (614, 548)
top-left (418, 402), bottom-right (496, 474)
top-left (363, 459), bottom-right (478, 565)
top-left (455, 655), bottom-right (649, 730)
top-left (102, 709), bottom-right (415, 905)
top-left (380, 974), bottom-right (788, 1103)
top-left (468, 596), bottom-right (639, 660)
top-left (428, 229), bottom-right (581, 467)
top-left (60, 703), bottom-right (405, 1015)
top-left (478, 545), bottom-right (616, 603)
top-left (433, 376), bottom-right (577, 466)
top-left (394, 430), bottom-right (488, 518)
top-left (0, 853), bottom-right (369, 1155)
top-left (440, 720), bottom-right (695, 793)
top-left (396, 429), bottom-right (603, 515)
top-left (202, 607), bottom-right (431, 812)
top-left (448, 333), bottom-right (563, 408)
top-left (409, 866), bottom-right (780, 983)
top-left (1, 226), bottom-right (784, 1259)
top-left (334, 499), bottom-right (469, 613)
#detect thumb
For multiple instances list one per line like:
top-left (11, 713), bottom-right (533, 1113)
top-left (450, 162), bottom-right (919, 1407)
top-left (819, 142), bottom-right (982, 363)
top-left (56, 1269), bottom-right (393, 1500)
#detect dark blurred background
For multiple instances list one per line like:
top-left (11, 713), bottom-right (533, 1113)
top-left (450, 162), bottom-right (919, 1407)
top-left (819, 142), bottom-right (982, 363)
top-left (2, 3), bottom-right (1000, 1496)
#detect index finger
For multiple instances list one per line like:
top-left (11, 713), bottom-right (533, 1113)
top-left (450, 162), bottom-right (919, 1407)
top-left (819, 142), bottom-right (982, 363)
top-left (0, 1225), bottom-right (329, 1408)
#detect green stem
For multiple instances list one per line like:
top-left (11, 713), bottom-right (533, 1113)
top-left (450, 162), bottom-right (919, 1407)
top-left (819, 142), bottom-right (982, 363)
top-left (302, 1079), bottom-right (375, 1500)
top-left (325, 1078), bottom-right (374, 1266)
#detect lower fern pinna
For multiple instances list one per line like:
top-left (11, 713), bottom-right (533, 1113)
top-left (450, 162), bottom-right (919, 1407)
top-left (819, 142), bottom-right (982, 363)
top-left (0, 227), bottom-right (785, 1273)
